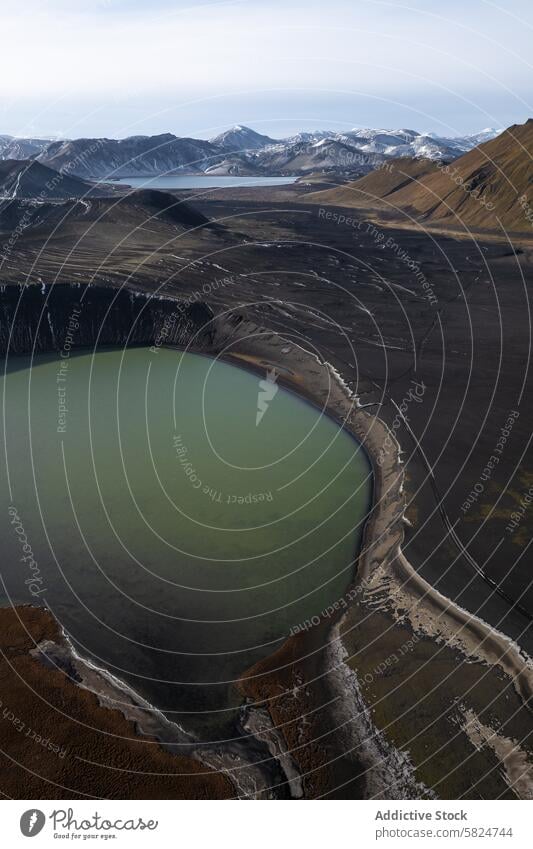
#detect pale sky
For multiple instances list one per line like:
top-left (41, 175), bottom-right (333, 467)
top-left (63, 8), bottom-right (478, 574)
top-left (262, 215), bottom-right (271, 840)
top-left (0, 0), bottom-right (532, 139)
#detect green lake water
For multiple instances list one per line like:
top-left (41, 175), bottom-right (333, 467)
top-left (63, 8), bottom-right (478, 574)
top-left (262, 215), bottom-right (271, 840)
top-left (1, 347), bottom-right (371, 738)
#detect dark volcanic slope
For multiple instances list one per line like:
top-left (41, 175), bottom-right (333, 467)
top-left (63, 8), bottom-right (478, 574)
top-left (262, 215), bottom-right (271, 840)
top-left (309, 118), bottom-right (533, 232)
top-left (0, 159), bottom-right (106, 200)
top-left (118, 189), bottom-right (210, 228)
top-left (0, 189), bottom-right (227, 296)
top-left (0, 190), bottom-right (213, 250)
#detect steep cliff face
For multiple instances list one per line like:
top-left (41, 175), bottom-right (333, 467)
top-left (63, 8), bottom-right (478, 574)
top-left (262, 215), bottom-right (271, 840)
top-left (0, 283), bottom-right (216, 355)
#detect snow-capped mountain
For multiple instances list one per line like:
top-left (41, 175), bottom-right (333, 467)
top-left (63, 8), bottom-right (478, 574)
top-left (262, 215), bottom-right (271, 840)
top-left (271, 127), bottom-right (502, 162)
top-left (0, 124), bottom-right (504, 180)
top-left (204, 138), bottom-right (388, 177)
top-left (35, 134), bottom-right (218, 179)
top-left (210, 125), bottom-right (276, 152)
top-left (430, 127), bottom-right (503, 154)
top-left (0, 135), bottom-right (55, 160)
top-left (203, 126), bottom-right (502, 176)
top-left (280, 130), bottom-right (333, 146)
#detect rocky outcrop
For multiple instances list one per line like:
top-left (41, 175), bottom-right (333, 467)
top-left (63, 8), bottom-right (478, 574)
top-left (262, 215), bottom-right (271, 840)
top-left (0, 283), bottom-right (216, 355)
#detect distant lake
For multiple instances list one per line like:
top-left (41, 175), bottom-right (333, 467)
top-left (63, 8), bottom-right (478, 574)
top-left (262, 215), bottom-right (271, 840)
top-left (109, 175), bottom-right (298, 189)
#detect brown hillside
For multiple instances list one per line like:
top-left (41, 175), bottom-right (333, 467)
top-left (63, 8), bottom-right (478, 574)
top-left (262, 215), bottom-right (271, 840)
top-left (309, 119), bottom-right (533, 232)
top-left (0, 606), bottom-right (234, 799)
top-left (309, 157), bottom-right (435, 209)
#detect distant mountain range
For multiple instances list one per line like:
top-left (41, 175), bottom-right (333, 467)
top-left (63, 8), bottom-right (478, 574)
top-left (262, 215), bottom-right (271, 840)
top-left (0, 125), bottom-right (502, 180)
top-left (203, 127), bottom-right (502, 178)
